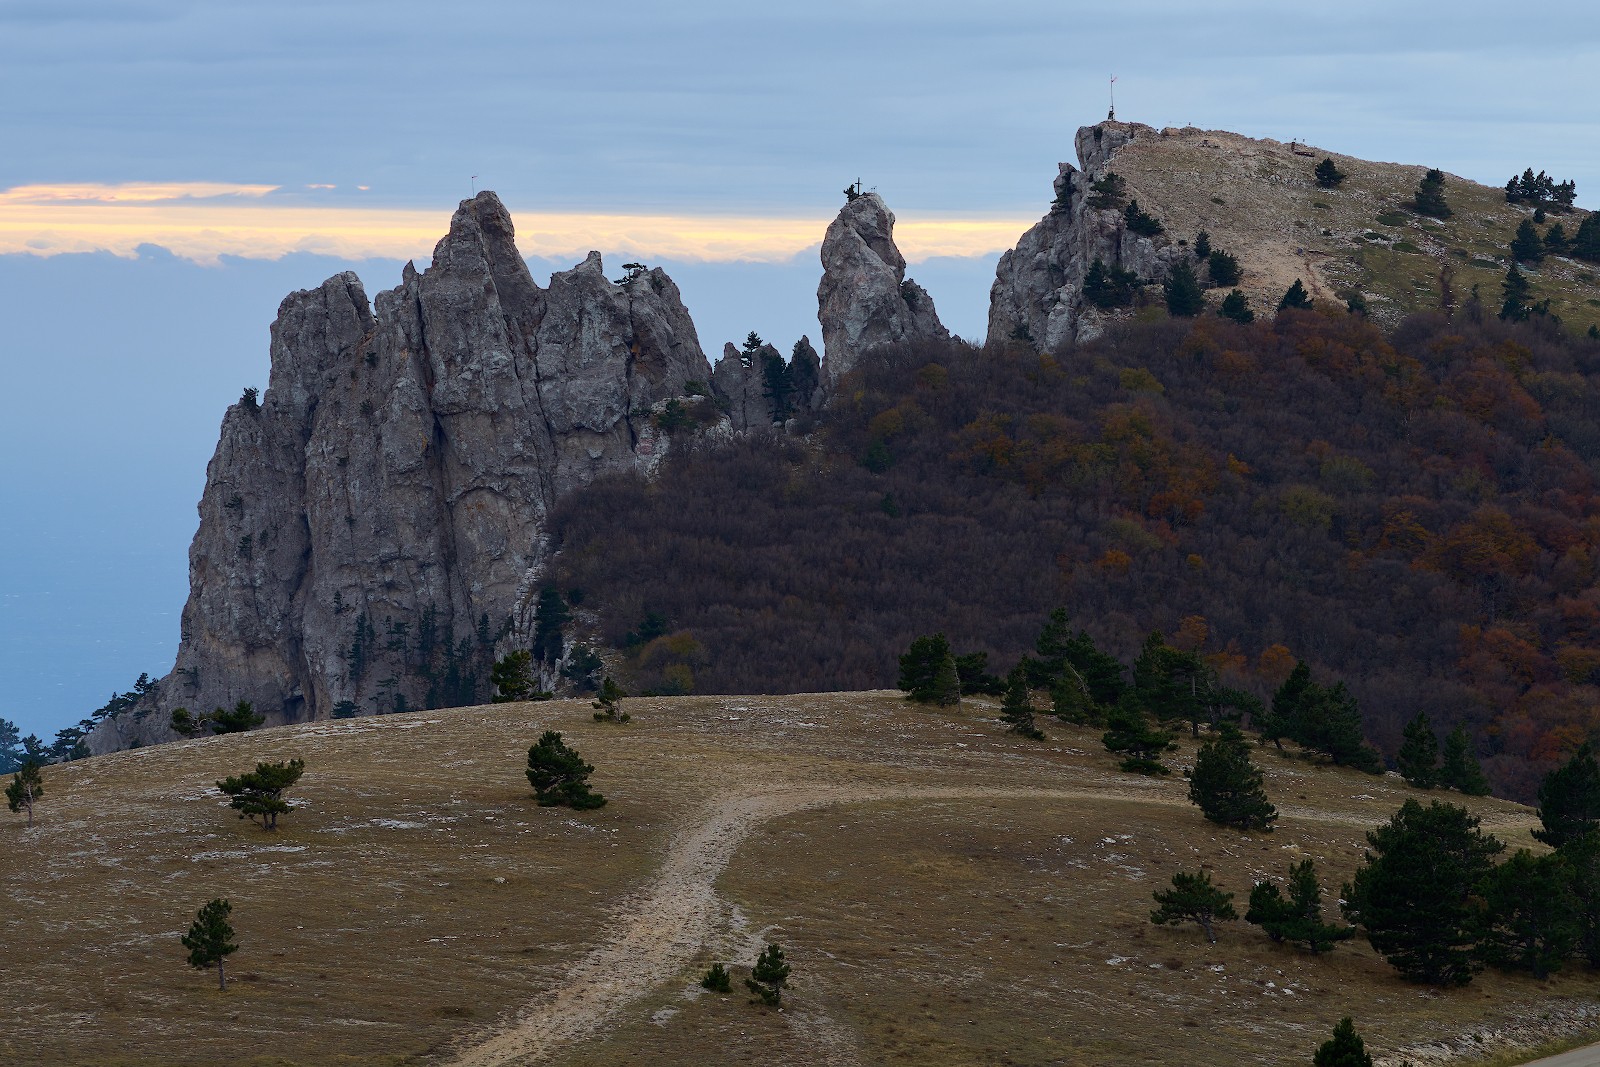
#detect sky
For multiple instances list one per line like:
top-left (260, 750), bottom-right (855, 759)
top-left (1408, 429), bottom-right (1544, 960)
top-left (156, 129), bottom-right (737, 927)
top-left (2, 0), bottom-right (1598, 740)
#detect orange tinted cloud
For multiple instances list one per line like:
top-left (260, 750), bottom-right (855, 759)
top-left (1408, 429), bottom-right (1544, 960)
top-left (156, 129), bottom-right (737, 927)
top-left (0, 187), bottom-right (1029, 264)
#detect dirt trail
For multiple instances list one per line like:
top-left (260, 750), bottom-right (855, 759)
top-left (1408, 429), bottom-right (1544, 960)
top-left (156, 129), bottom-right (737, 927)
top-left (440, 782), bottom-right (1371, 1067)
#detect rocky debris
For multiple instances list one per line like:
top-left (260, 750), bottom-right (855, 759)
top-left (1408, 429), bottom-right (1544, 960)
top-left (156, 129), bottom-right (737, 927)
top-left (816, 192), bottom-right (947, 382)
top-left (88, 192), bottom-right (712, 752)
top-left (987, 120), bottom-right (1190, 350)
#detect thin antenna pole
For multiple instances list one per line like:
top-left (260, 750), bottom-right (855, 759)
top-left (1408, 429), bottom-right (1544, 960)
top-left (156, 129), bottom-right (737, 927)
top-left (471, 175), bottom-right (478, 194)
top-left (1109, 75), bottom-right (1117, 121)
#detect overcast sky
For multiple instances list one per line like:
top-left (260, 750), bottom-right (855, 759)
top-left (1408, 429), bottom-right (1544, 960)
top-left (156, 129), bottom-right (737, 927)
top-left (3, 0), bottom-right (1598, 739)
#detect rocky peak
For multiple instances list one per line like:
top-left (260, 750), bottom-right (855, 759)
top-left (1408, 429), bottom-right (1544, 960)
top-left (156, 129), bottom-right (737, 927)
top-left (987, 121), bottom-right (1184, 350)
top-left (88, 193), bottom-right (712, 753)
top-left (816, 192), bottom-right (948, 383)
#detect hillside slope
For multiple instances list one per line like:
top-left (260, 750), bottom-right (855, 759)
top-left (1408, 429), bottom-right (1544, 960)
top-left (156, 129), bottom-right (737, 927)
top-left (2, 695), bottom-right (1595, 1066)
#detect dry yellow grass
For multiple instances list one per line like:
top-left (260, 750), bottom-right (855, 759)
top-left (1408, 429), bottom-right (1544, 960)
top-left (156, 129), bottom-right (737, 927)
top-left (1107, 126), bottom-right (1600, 333)
top-left (1, 692), bottom-right (1595, 1066)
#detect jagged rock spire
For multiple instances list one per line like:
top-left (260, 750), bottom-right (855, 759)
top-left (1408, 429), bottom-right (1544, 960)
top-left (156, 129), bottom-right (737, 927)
top-left (816, 192), bottom-right (947, 382)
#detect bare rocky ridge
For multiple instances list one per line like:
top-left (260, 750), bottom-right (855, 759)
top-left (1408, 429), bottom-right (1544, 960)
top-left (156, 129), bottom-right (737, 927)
top-left (816, 192), bottom-right (947, 382)
top-left (89, 193), bottom-right (714, 752)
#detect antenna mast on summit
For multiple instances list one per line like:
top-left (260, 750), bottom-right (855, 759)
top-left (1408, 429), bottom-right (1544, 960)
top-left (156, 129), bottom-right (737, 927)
top-left (1108, 75), bottom-right (1117, 121)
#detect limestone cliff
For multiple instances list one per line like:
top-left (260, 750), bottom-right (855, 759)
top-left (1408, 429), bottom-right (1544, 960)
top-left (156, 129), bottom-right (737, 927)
top-left (816, 192), bottom-right (947, 382)
top-left (988, 121), bottom-right (1189, 350)
top-left (88, 193), bottom-right (711, 751)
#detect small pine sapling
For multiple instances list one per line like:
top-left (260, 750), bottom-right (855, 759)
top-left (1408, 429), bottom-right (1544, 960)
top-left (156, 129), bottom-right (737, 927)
top-left (1151, 870), bottom-right (1237, 944)
top-left (591, 676), bottom-right (629, 722)
top-left (1396, 711), bottom-right (1440, 789)
top-left (1245, 859), bottom-right (1353, 953)
top-left (1439, 726), bottom-right (1491, 797)
top-left (1314, 158), bottom-right (1346, 188)
top-left (745, 942), bottom-right (790, 1007)
top-left (1314, 1017), bottom-right (1373, 1067)
top-left (1413, 168), bottom-right (1453, 219)
top-left (6, 760), bottom-right (44, 827)
top-left (1000, 666), bottom-right (1045, 740)
top-left (1192, 230), bottom-right (1211, 261)
top-left (1278, 279), bottom-right (1314, 311)
top-left (1102, 702), bottom-right (1176, 775)
top-left (700, 962), bottom-right (732, 993)
top-left (216, 759), bottom-right (305, 831)
top-left (1187, 724), bottom-right (1277, 831)
top-left (1207, 248), bottom-right (1242, 287)
top-left (1218, 288), bottom-right (1254, 324)
top-left (182, 898), bottom-right (239, 991)
top-left (526, 731), bottom-right (606, 810)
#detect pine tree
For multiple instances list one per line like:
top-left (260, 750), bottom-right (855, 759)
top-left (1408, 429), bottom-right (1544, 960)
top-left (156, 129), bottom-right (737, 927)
top-left (490, 650), bottom-right (537, 703)
top-left (1102, 701), bottom-right (1176, 775)
top-left (1572, 213), bottom-right (1600, 262)
top-left (1032, 612), bottom-right (1126, 707)
top-left (526, 731), bottom-right (606, 810)
top-left (1261, 661), bottom-right (1312, 750)
top-left (999, 666), bottom-right (1045, 740)
top-left (530, 585), bottom-right (571, 665)
top-left (1150, 870), bottom-right (1237, 943)
top-left (1413, 168), bottom-right (1453, 219)
top-left (0, 718), bottom-right (22, 774)
top-left (898, 633), bottom-right (961, 705)
top-left (1218, 288), bottom-right (1254, 324)
top-left (1342, 799), bottom-right (1504, 985)
top-left (1545, 221), bottom-right (1570, 255)
top-left (1163, 261), bottom-right (1205, 316)
top-left (954, 651), bottom-right (1006, 697)
top-left (1313, 1017), bottom-right (1373, 1067)
top-left (1534, 742), bottom-right (1600, 848)
top-left (591, 676), bottom-right (629, 722)
top-left (745, 943), bottom-right (790, 1006)
top-left (700, 962), bottom-right (732, 992)
top-left (1556, 830), bottom-right (1600, 967)
top-left (1499, 263), bottom-right (1534, 322)
top-left (1396, 711), bottom-right (1440, 789)
top-left (1207, 248), bottom-right (1242, 287)
top-left (1087, 171), bottom-right (1127, 210)
top-left (1188, 724), bottom-right (1277, 831)
top-left (1314, 158), bottom-right (1347, 188)
top-left (5, 760), bottom-right (44, 828)
top-left (1124, 200), bottom-right (1164, 237)
top-left (1511, 219), bottom-right (1546, 263)
top-left (1278, 279), bottom-right (1314, 312)
top-left (1438, 726), bottom-right (1491, 796)
top-left (208, 700), bottom-right (265, 734)
top-left (216, 759), bottom-right (304, 831)
top-left (1246, 859), bottom-right (1353, 953)
top-left (1193, 230), bottom-right (1211, 261)
top-left (182, 898), bottom-right (239, 991)
top-left (1479, 849), bottom-right (1579, 978)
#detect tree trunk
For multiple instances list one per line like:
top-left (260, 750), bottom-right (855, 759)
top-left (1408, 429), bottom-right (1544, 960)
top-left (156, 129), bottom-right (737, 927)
top-left (218, 958), bottom-right (226, 991)
top-left (1201, 917), bottom-right (1216, 944)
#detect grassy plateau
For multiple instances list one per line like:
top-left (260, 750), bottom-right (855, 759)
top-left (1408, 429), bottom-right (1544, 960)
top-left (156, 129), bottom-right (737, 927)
top-left (2, 692), bottom-right (1596, 1066)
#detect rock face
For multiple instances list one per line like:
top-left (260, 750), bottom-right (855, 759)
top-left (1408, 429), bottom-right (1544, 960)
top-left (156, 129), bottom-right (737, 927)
top-left (88, 192), bottom-right (712, 752)
top-left (816, 193), bottom-right (947, 382)
top-left (710, 335), bottom-right (826, 431)
top-left (987, 120), bottom-right (1189, 350)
